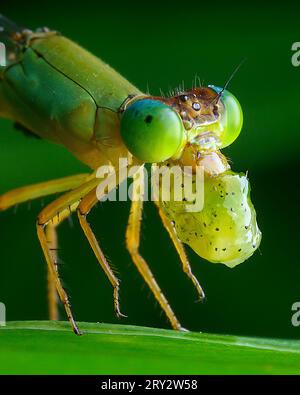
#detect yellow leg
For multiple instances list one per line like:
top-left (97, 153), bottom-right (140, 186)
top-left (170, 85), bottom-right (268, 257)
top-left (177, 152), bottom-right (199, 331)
top-left (154, 201), bottom-right (205, 301)
top-left (125, 170), bottom-right (184, 330)
top-left (0, 173), bottom-right (90, 211)
top-left (0, 173), bottom-right (92, 322)
top-left (77, 188), bottom-right (126, 318)
top-left (45, 203), bottom-right (78, 321)
top-left (36, 177), bottom-right (101, 334)
top-left (36, 168), bottom-right (130, 333)
top-left (45, 223), bottom-right (59, 321)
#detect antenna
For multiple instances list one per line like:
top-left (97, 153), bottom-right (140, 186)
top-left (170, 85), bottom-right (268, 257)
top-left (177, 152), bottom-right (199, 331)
top-left (212, 58), bottom-right (247, 103)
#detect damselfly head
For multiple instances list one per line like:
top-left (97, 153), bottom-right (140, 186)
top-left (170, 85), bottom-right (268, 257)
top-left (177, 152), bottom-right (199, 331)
top-left (161, 87), bottom-right (221, 130)
top-left (120, 86), bottom-right (243, 164)
top-left (159, 85), bottom-right (243, 151)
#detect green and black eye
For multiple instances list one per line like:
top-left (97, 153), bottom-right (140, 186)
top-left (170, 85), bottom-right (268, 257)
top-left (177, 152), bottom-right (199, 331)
top-left (120, 99), bottom-right (186, 163)
top-left (209, 85), bottom-right (243, 148)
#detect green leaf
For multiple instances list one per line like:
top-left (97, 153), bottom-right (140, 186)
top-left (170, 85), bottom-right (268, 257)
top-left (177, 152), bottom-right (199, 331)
top-left (0, 321), bottom-right (300, 374)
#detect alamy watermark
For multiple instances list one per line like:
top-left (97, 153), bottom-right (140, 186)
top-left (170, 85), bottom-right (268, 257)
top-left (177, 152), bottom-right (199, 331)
top-left (291, 302), bottom-right (300, 327)
top-left (0, 302), bottom-right (6, 326)
top-left (95, 158), bottom-right (205, 213)
top-left (0, 42), bottom-right (6, 67)
top-left (291, 42), bottom-right (300, 67)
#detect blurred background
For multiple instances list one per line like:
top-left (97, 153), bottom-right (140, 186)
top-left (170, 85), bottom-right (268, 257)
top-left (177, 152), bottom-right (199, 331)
top-left (0, 0), bottom-right (299, 340)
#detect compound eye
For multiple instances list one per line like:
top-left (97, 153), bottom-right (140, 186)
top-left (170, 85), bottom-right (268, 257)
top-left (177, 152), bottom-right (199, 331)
top-left (209, 85), bottom-right (243, 148)
top-left (120, 99), bottom-right (185, 163)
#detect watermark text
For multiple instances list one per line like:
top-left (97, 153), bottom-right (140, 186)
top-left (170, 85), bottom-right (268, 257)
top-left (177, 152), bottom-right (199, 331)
top-left (0, 302), bottom-right (6, 326)
top-left (291, 42), bottom-right (300, 67)
top-left (0, 42), bottom-right (6, 67)
top-left (95, 159), bottom-right (204, 212)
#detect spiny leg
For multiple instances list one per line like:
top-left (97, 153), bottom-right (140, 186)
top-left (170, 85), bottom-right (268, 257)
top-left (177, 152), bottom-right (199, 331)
top-left (154, 200), bottom-right (205, 301)
top-left (75, 167), bottom-right (134, 318)
top-left (126, 169), bottom-right (183, 330)
top-left (0, 173), bottom-right (90, 211)
top-left (37, 177), bottom-right (101, 334)
top-left (45, 223), bottom-right (59, 320)
top-left (45, 203), bottom-right (78, 321)
top-left (0, 173), bottom-right (92, 322)
top-left (77, 187), bottom-right (126, 318)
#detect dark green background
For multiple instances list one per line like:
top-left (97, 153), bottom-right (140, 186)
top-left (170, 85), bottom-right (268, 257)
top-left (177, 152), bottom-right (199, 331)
top-left (0, 1), bottom-right (299, 339)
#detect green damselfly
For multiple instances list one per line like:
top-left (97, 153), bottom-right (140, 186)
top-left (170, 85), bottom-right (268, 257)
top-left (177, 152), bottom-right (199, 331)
top-left (0, 15), bottom-right (261, 334)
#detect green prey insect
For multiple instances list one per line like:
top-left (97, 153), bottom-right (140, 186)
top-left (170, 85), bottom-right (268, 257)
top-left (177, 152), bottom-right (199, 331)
top-left (0, 15), bottom-right (261, 334)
